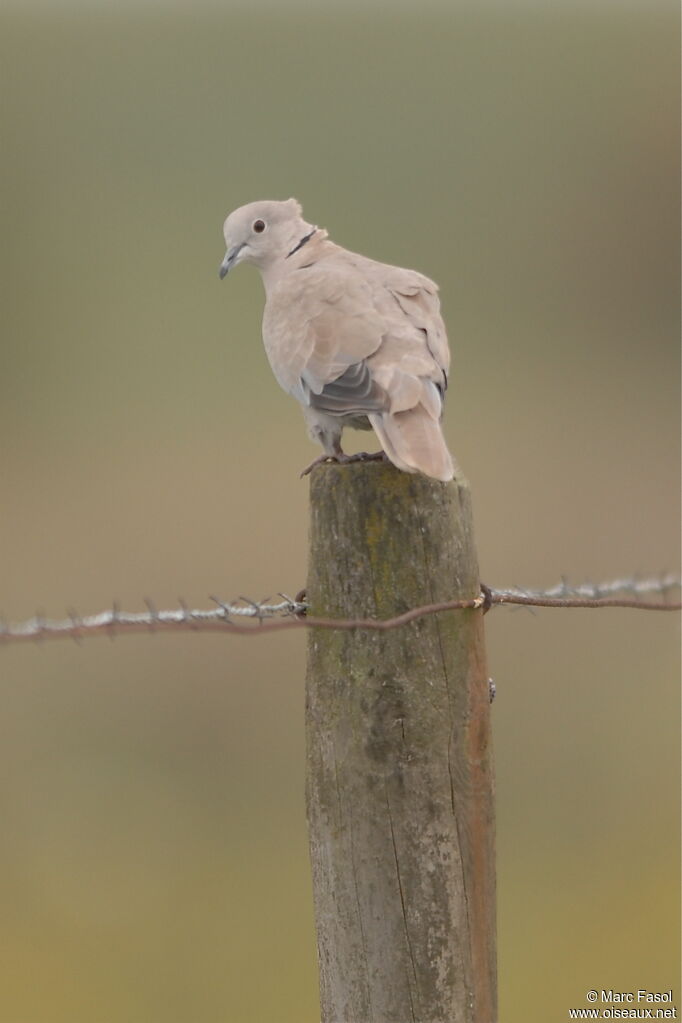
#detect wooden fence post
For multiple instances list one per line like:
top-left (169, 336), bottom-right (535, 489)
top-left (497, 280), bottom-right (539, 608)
top-left (305, 460), bottom-right (496, 1023)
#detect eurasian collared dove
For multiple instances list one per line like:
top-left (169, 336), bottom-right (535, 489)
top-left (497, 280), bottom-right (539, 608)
top-left (219, 199), bottom-right (457, 482)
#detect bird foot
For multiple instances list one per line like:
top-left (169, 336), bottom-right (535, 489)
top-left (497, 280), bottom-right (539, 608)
top-left (300, 450), bottom-right (388, 478)
top-left (344, 450), bottom-right (389, 465)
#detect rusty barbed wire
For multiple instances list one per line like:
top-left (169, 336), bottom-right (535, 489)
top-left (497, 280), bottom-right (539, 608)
top-left (0, 575), bottom-right (679, 646)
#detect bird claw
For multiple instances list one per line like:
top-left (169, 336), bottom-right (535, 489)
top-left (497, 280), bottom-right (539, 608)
top-left (300, 454), bottom-right (338, 477)
top-left (343, 451), bottom-right (389, 467)
top-left (300, 451), bottom-right (388, 477)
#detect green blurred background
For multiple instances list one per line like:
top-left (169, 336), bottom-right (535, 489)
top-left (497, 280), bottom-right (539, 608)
top-left (1, 1), bottom-right (679, 1020)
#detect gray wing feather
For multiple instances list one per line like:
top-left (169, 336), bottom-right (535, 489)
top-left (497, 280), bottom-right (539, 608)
top-left (308, 360), bottom-right (388, 416)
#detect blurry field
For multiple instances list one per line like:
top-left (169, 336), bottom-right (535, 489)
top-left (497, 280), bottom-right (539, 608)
top-left (1, 1), bottom-right (679, 1020)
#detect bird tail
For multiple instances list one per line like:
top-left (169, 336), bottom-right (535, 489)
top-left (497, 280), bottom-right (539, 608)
top-left (369, 406), bottom-right (457, 482)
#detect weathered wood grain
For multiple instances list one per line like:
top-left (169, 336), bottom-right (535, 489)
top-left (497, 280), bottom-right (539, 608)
top-left (305, 460), bottom-right (496, 1023)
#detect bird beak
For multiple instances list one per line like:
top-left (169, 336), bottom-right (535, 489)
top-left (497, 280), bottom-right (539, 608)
top-left (218, 242), bottom-right (244, 279)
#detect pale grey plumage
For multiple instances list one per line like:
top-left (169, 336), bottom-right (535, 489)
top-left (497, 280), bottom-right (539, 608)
top-left (219, 198), bottom-right (457, 482)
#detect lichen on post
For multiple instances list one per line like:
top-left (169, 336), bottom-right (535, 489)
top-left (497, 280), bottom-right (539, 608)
top-left (305, 459), bottom-right (496, 1023)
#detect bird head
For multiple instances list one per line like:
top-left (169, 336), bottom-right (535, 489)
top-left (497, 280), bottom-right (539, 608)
top-left (219, 198), bottom-right (315, 278)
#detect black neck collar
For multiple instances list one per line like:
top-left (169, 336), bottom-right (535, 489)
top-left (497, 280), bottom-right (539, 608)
top-left (286, 227), bottom-right (317, 259)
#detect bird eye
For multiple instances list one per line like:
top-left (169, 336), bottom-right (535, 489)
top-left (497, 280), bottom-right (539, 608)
top-left (253, 219), bottom-right (266, 233)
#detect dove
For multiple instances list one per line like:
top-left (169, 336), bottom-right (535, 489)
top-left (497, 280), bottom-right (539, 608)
top-left (219, 199), bottom-right (457, 482)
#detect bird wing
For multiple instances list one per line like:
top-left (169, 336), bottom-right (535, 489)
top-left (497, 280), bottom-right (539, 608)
top-left (262, 252), bottom-right (450, 421)
top-left (262, 265), bottom-right (388, 412)
top-left (353, 255), bottom-right (450, 386)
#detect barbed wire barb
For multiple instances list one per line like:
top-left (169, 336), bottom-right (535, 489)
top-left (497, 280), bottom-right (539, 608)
top-left (144, 598), bottom-right (158, 633)
top-left (67, 608), bottom-right (83, 645)
top-left (177, 597), bottom-right (196, 630)
top-left (109, 601), bottom-right (120, 642)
